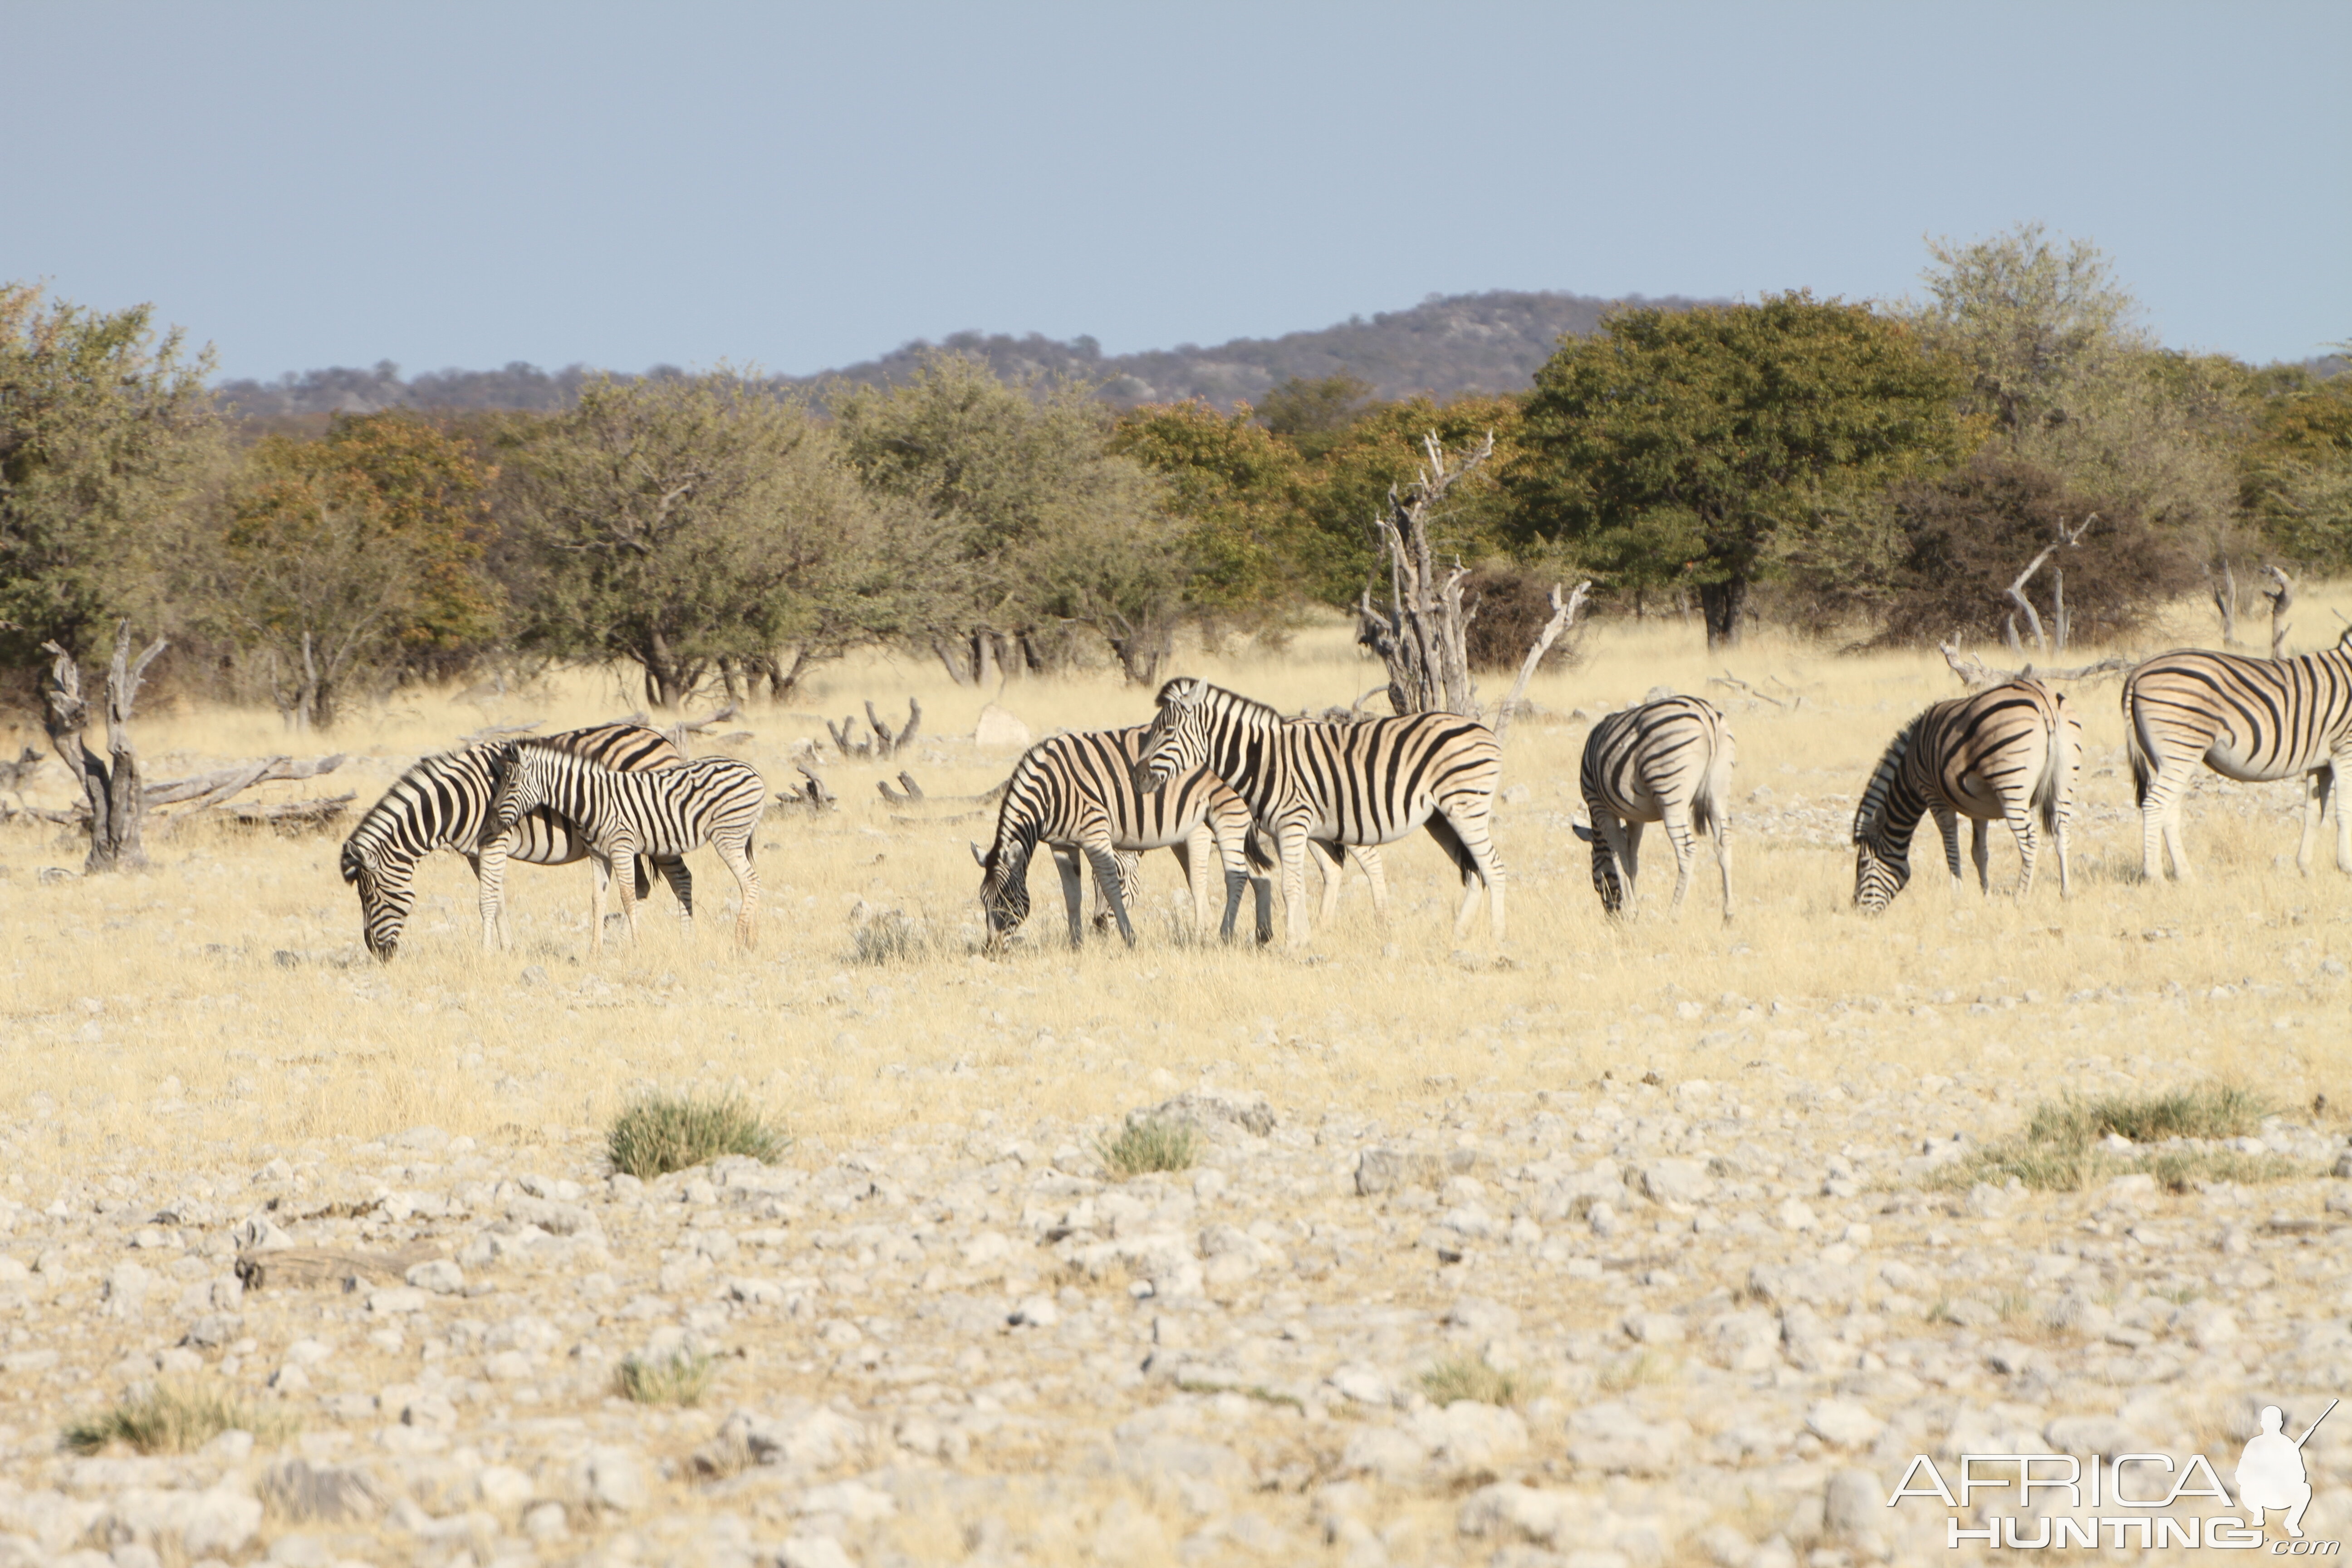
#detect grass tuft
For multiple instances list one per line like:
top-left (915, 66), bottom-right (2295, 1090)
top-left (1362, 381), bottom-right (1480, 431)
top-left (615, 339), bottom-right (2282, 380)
top-left (614, 1349), bottom-right (716, 1407)
top-left (64, 1381), bottom-right (291, 1455)
top-left (1421, 1353), bottom-right (1538, 1408)
top-left (850, 909), bottom-right (942, 966)
top-left (607, 1091), bottom-right (788, 1180)
top-left (1941, 1084), bottom-right (2298, 1193)
top-left (1098, 1116), bottom-right (1199, 1178)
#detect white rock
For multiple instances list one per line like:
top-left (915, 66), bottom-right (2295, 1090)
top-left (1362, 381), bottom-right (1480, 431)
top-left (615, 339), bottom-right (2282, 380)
top-left (1806, 1398), bottom-right (1884, 1447)
top-left (580, 1446), bottom-right (648, 1511)
top-left (405, 1259), bottom-right (464, 1294)
top-left (1565, 1401), bottom-right (1690, 1475)
top-left (796, 1480), bottom-right (897, 1521)
top-left (366, 1286), bottom-right (429, 1314)
top-left (476, 1465), bottom-right (534, 1510)
top-left (778, 1538), bottom-right (854, 1568)
top-left (1009, 1294), bottom-right (1060, 1327)
top-left (974, 704), bottom-right (1033, 750)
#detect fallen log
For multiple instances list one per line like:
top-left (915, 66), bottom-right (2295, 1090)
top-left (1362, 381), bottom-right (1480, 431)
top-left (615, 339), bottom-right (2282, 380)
top-left (222, 793), bottom-right (356, 830)
top-left (1936, 638), bottom-right (2135, 690)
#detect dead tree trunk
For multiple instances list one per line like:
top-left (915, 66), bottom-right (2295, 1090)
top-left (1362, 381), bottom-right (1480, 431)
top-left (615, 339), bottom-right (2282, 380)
top-left (1356, 430), bottom-right (1493, 716)
top-left (1492, 581), bottom-right (1591, 745)
top-left (2004, 513), bottom-right (2094, 654)
top-left (2262, 565), bottom-right (2295, 657)
top-left (42, 622), bottom-right (167, 873)
top-left (2210, 560), bottom-right (2241, 647)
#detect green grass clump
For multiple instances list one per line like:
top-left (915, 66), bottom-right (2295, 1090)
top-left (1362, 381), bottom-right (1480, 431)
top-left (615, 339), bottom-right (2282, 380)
top-left (850, 909), bottom-right (940, 965)
top-left (64, 1381), bottom-right (291, 1455)
top-left (1421, 1354), bottom-right (1537, 1408)
top-left (2027, 1085), bottom-right (2268, 1147)
top-left (614, 1349), bottom-right (716, 1407)
top-left (1943, 1084), bottom-right (2298, 1193)
top-left (1098, 1116), bottom-right (1199, 1178)
top-left (607, 1091), bottom-right (789, 1180)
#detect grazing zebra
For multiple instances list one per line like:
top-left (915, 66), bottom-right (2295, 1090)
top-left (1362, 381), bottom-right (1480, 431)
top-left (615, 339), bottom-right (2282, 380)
top-left (973, 725), bottom-right (1272, 950)
top-left (484, 739), bottom-right (767, 951)
top-left (339, 723), bottom-right (690, 960)
top-left (1851, 677), bottom-right (2079, 911)
top-left (2123, 628), bottom-right (2352, 880)
top-left (1135, 679), bottom-right (1504, 946)
top-left (1576, 695), bottom-right (1735, 920)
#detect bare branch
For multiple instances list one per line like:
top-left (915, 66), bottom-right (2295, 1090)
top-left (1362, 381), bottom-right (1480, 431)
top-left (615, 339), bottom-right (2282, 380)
top-left (1493, 580), bottom-right (1591, 744)
top-left (1936, 637), bottom-right (2133, 689)
top-left (2261, 564), bottom-right (2296, 658)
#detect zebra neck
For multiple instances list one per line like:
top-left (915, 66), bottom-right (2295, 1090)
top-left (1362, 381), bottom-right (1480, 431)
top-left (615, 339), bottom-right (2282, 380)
top-left (1866, 783), bottom-right (1928, 858)
top-left (1209, 709), bottom-right (1284, 812)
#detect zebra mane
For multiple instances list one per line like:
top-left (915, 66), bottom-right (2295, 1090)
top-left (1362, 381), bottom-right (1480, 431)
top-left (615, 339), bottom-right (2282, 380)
top-left (344, 746), bottom-right (490, 862)
top-left (1157, 678), bottom-right (1277, 725)
top-left (1850, 720), bottom-right (1916, 844)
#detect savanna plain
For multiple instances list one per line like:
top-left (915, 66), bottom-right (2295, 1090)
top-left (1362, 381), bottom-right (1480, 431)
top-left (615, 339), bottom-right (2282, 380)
top-left (4, 604), bottom-right (2351, 1568)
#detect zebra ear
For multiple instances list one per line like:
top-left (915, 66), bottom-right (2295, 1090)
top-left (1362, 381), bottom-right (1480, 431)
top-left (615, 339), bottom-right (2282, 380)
top-left (1570, 821), bottom-right (1595, 843)
top-left (1157, 676), bottom-right (1203, 708)
top-left (970, 841), bottom-right (988, 867)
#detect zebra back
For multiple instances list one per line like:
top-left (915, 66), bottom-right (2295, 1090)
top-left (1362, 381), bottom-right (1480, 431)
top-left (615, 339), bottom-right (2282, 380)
top-left (491, 741), bottom-right (766, 857)
top-left (2124, 632), bottom-right (2352, 799)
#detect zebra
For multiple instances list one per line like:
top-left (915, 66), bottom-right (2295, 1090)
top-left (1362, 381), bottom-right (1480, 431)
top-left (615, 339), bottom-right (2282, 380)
top-left (972, 725), bottom-right (1273, 950)
top-left (1575, 694), bottom-right (1735, 920)
top-left (2123, 628), bottom-right (2352, 881)
top-left (1851, 677), bottom-right (2079, 912)
top-left (1134, 679), bottom-right (1504, 946)
top-left (339, 723), bottom-right (690, 960)
top-left (483, 739), bottom-right (767, 951)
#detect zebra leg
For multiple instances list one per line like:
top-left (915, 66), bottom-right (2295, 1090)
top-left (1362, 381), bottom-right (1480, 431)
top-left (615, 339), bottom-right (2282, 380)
top-left (610, 843), bottom-right (643, 948)
top-left (1314, 840), bottom-right (1345, 926)
top-left (1932, 807), bottom-right (1964, 898)
top-left (474, 838), bottom-right (509, 952)
top-left (2328, 757), bottom-right (2352, 873)
top-left (2296, 764), bottom-right (2328, 875)
top-left (588, 848), bottom-right (611, 955)
top-left (1051, 847), bottom-right (1085, 949)
top-left (716, 832), bottom-right (760, 948)
top-left (1084, 844), bottom-right (1136, 948)
top-left (1970, 816), bottom-right (1993, 896)
top-left (1660, 807), bottom-right (1699, 912)
top-left (1355, 844), bottom-right (1390, 921)
top-left (1276, 827), bottom-right (1312, 946)
top-left (1712, 813), bottom-right (1734, 922)
top-left (1440, 804), bottom-right (1506, 943)
top-left (2007, 808), bottom-right (2039, 901)
top-left (1618, 819), bottom-right (1645, 908)
top-left (1250, 873), bottom-right (1273, 943)
top-left (654, 854), bottom-right (695, 932)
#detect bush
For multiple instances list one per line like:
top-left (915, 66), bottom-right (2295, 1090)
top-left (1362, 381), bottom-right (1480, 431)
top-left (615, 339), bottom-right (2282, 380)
top-left (1098, 1116), bottom-right (1199, 1178)
top-left (615, 1349), bottom-right (716, 1406)
top-left (1420, 1353), bottom-right (1537, 1408)
top-left (1874, 456), bottom-right (2200, 648)
top-left (1462, 568), bottom-right (1583, 672)
top-left (607, 1091), bottom-right (788, 1179)
top-left (1941, 1084), bottom-right (2295, 1193)
top-left (64, 1381), bottom-right (290, 1455)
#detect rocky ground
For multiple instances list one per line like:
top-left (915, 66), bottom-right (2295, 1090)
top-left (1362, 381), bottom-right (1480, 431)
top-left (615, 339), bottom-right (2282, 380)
top-left (5, 1067), bottom-right (2352, 1568)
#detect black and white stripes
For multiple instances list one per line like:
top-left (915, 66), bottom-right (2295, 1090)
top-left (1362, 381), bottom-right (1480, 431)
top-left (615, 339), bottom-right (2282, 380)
top-left (974, 725), bottom-right (1270, 949)
top-left (485, 739), bottom-right (768, 951)
top-left (2123, 630), bottom-right (2352, 880)
top-left (1578, 694), bottom-right (1735, 919)
top-left (1851, 678), bottom-right (2078, 911)
top-left (339, 723), bottom-right (690, 960)
top-left (1135, 679), bottom-right (1504, 946)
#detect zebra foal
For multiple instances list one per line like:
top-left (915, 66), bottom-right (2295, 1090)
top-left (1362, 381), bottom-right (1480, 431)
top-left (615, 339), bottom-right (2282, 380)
top-left (1134, 679), bottom-right (1504, 946)
top-left (339, 722), bottom-right (690, 960)
top-left (973, 725), bottom-right (1272, 950)
top-left (484, 739), bottom-right (767, 951)
top-left (1576, 694), bottom-right (1735, 920)
top-left (2123, 628), bottom-right (2352, 881)
top-left (1851, 678), bottom-right (2078, 911)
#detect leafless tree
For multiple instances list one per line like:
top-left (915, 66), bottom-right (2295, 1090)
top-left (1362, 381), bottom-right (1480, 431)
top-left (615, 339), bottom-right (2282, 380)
top-left (41, 622), bottom-right (166, 872)
top-left (2001, 514), bottom-right (2094, 655)
top-left (1492, 580), bottom-right (1592, 744)
top-left (1357, 431), bottom-right (1494, 716)
top-left (2261, 565), bottom-right (2296, 657)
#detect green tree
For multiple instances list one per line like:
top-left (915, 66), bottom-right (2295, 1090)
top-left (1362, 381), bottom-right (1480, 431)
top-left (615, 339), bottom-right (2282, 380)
top-left (1510, 292), bottom-right (1963, 645)
top-left (2241, 371), bottom-right (2352, 568)
top-left (1108, 399), bottom-right (1304, 624)
top-left (0, 284), bottom-right (220, 675)
top-left (215, 414), bottom-right (502, 728)
top-left (835, 353), bottom-right (1181, 683)
top-left (1257, 374), bottom-right (1374, 461)
top-left (501, 374), bottom-right (911, 707)
top-left (1900, 224), bottom-right (2243, 541)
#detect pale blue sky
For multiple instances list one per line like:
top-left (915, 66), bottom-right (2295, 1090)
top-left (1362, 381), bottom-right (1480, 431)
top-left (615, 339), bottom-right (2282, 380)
top-left (5, 1), bottom-right (2344, 382)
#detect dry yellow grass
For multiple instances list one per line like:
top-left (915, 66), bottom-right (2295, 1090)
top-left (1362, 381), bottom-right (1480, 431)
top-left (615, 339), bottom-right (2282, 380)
top-left (3, 587), bottom-right (2349, 1177)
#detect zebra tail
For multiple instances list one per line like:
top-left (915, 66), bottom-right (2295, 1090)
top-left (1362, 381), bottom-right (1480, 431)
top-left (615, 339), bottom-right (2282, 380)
top-left (2122, 685), bottom-right (2153, 809)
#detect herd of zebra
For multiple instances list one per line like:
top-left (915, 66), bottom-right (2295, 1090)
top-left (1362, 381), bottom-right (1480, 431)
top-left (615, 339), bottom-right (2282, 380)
top-left (333, 629), bottom-right (2352, 961)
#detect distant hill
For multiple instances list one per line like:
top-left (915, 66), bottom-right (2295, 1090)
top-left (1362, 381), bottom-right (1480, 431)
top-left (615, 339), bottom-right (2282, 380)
top-left (211, 289), bottom-right (1717, 417)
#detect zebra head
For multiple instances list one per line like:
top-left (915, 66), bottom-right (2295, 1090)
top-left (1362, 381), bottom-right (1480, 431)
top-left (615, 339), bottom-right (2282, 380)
top-left (972, 838), bottom-right (1031, 946)
top-left (1851, 725), bottom-right (1916, 913)
top-left (338, 833), bottom-right (413, 961)
top-left (1135, 677), bottom-right (1211, 793)
top-left (485, 741), bottom-right (545, 834)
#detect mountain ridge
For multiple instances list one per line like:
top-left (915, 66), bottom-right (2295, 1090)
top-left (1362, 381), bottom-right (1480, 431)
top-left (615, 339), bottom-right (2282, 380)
top-left (211, 288), bottom-right (1720, 416)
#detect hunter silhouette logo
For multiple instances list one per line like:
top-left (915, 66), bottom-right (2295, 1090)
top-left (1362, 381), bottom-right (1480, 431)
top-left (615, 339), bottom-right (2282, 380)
top-left (1888, 1396), bottom-right (2342, 1551)
top-left (2239, 1401), bottom-right (2335, 1540)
